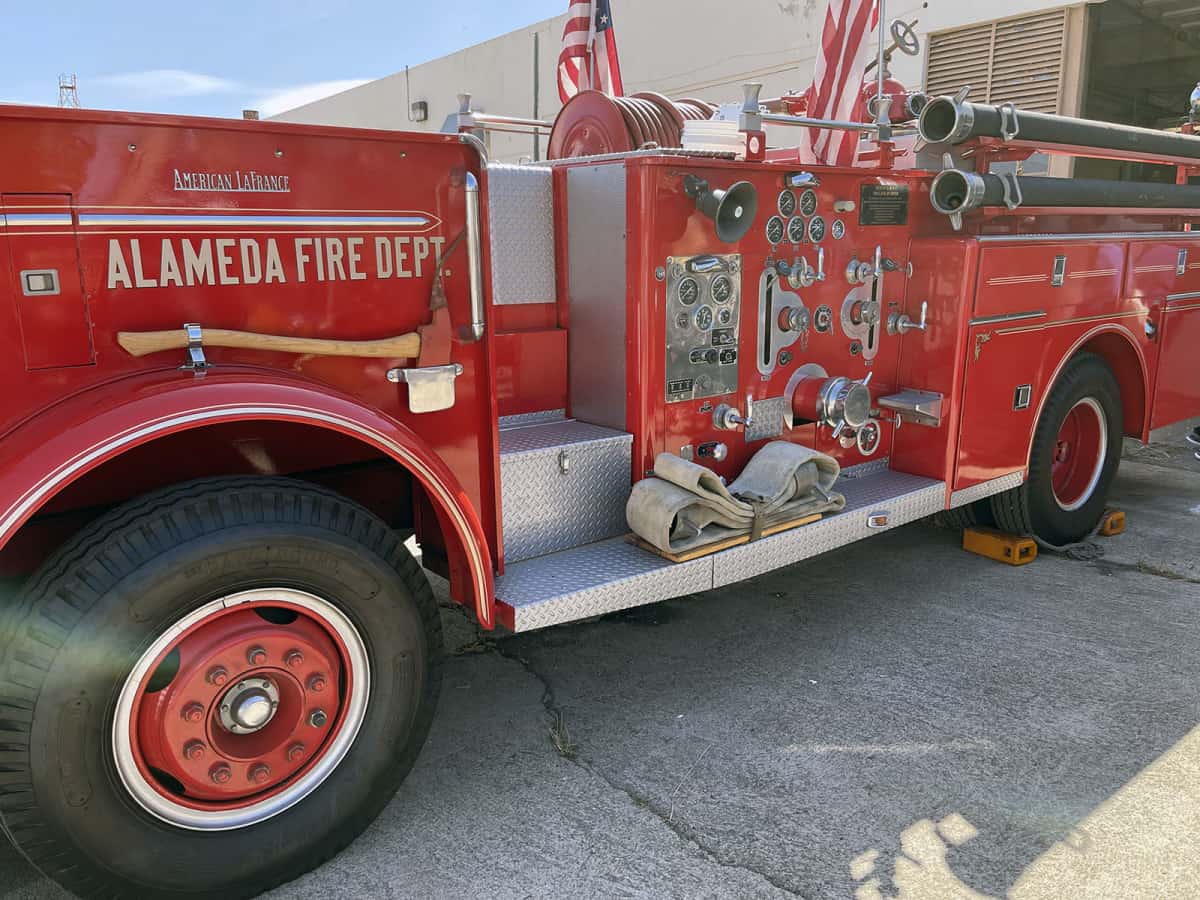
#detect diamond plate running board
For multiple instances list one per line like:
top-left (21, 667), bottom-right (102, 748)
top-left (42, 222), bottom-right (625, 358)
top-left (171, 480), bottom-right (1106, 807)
top-left (495, 469), bottom-right (944, 632)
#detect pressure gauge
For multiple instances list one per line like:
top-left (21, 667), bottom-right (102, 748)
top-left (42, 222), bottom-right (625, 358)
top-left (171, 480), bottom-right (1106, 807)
top-left (831, 219), bottom-right (846, 240)
top-left (717, 307), bottom-right (734, 326)
top-left (695, 305), bottom-right (715, 331)
top-left (678, 276), bottom-right (700, 306)
top-left (765, 215), bottom-right (785, 245)
top-left (787, 216), bottom-right (806, 244)
top-left (808, 215), bottom-right (827, 243)
top-left (799, 189), bottom-right (818, 217)
top-left (711, 275), bottom-right (733, 304)
top-left (778, 189), bottom-right (797, 218)
top-left (814, 304), bottom-right (834, 333)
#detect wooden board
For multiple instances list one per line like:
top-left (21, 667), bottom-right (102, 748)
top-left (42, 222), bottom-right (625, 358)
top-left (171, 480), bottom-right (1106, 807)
top-left (628, 513), bottom-right (822, 564)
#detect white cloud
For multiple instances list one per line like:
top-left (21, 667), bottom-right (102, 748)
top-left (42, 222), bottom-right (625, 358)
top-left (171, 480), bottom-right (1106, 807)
top-left (253, 79), bottom-right (370, 117)
top-left (95, 69), bottom-right (241, 98)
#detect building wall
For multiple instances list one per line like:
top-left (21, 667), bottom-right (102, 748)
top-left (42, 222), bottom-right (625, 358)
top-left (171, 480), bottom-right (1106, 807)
top-left (271, 0), bottom-right (1089, 162)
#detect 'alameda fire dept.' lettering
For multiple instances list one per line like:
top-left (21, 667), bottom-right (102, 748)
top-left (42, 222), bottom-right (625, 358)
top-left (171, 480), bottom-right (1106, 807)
top-left (105, 235), bottom-right (447, 290)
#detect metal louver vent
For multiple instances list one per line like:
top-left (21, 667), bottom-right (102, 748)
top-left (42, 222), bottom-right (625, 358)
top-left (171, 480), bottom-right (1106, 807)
top-left (925, 9), bottom-right (1068, 114)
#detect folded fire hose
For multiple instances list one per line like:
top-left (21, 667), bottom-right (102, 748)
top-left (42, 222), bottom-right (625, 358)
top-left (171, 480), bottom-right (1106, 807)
top-left (626, 441), bottom-right (847, 556)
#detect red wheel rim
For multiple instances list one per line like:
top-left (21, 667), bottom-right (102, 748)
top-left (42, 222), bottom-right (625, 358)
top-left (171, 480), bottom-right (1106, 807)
top-left (113, 589), bottom-right (369, 830)
top-left (1050, 397), bottom-right (1107, 511)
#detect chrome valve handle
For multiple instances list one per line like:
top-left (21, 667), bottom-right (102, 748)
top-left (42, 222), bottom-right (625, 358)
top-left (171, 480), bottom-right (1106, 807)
top-left (888, 300), bottom-right (928, 335)
top-left (714, 393), bottom-right (755, 431)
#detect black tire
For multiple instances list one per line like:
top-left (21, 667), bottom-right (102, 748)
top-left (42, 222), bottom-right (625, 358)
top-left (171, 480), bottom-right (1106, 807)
top-left (933, 499), bottom-right (995, 531)
top-left (990, 353), bottom-right (1123, 545)
top-left (0, 476), bottom-right (442, 899)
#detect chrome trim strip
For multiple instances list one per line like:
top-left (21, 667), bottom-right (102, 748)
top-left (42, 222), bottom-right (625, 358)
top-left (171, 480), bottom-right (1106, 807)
top-left (1166, 291), bottom-right (1200, 302)
top-left (996, 310), bottom-right (1141, 335)
top-left (3, 213), bottom-right (73, 226)
top-left (969, 310), bottom-right (1047, 326)
top-left (77, 213), bottom-right (431, 228)
top-left (462, 172), bottom-right (486, 342)
top-left (948, 471), bottom-right (1025, 509)
top-left (977, 231), bottom-right (1200, 244)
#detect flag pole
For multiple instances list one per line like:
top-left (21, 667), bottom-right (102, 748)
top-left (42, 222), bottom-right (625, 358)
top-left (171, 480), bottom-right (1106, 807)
top-left (874, 0), bottom-right (892, 140)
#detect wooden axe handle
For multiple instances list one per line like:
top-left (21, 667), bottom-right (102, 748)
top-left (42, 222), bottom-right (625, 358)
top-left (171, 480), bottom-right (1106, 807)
top-left (117, 327), bottom-right (421, 360)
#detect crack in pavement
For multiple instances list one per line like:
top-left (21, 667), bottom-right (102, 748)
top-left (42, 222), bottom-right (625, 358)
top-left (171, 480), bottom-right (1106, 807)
top-left (490, 638), bottom-right (807, 900)
top-left (1090, 557), bottom-right (1200, 586)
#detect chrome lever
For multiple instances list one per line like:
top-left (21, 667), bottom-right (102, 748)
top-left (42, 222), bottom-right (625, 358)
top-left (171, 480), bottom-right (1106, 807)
top-left (888, 301), bottom-right (929, 335)
top-left (714, 393), bottom-right (755, 431)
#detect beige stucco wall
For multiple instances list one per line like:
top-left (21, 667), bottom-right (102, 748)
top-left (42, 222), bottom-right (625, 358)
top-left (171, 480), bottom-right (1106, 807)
top-left (272, 0), bottom-right (1093, 162)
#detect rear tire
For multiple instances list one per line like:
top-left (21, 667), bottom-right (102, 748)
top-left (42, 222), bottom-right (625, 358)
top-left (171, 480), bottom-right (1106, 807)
top-left (934, 499), bottom-right (995, 531)
top-left (0, 477), bottom-right (442, 899)
top-left (990, 353), bottom-right (1122, 545)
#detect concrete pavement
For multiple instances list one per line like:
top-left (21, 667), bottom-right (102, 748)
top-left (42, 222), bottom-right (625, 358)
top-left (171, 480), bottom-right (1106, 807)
top-left (1, 439), bottom-right (1198, 899)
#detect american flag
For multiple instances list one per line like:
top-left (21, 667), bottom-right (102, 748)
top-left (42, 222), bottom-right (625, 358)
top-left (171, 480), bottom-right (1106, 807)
top-left (802, 0), bottom-right (878, 166)
top-left (557, 0), bottom-right (624, 104)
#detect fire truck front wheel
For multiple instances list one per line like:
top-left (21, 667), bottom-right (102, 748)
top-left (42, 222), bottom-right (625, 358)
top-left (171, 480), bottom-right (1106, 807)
top-left (991, 353), bottom-right (1123, 546)
top-left (0, 476), bottom-right (442, 899)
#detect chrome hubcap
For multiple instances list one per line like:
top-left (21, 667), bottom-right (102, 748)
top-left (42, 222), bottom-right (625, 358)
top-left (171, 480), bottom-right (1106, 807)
top-left (219, 679), bottom-right (280, 734)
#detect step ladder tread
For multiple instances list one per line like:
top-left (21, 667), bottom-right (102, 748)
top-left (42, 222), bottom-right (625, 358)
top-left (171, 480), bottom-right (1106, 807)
top-left (499, 419), bottom-right (632, 457)
top-left (496, 469), bottom-right (945, 631)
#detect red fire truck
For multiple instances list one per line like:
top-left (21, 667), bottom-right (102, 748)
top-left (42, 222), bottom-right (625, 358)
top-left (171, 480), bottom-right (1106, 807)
top-left (0, 74), bottom-right (1198, 897)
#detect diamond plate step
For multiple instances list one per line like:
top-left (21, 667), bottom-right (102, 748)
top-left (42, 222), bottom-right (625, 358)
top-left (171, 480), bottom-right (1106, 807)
top-left (495, 469), bottom-right (945, 632)
top-left (499, 419), bottom-right (632, 564)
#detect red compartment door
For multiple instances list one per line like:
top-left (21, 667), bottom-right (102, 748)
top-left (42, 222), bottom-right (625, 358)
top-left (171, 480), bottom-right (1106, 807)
top-left (1150, 294), bottom-right (1200, 430)
top-left (3, 194), bottom-right (93, 369)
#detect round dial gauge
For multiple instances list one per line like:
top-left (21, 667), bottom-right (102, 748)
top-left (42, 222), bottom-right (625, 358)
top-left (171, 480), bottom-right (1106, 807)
top-left (717, 307), bottom-right (734, 326)
top-left (831, 219), bottom-right (846, 240)
top-left (765, 215), bottom-right (785, 245)
top-left (787, 216), bottom-right (806, 244)
top-left (678, 276), bottom-right (700, 306)
top-left (694, 305), bottom-right (715, 331)
top-left (777, 189), bottom-right (797, 218)
top-left (675, 312), bottom-right (691, 329)
top-left (711, 275), bottom-right (733, 304)
top-left (808, 215), bottom-right (827, 243)
top-left (799, 189), bottom-right (818, 217)
top-left (814, 304), bottom-right (834, 333)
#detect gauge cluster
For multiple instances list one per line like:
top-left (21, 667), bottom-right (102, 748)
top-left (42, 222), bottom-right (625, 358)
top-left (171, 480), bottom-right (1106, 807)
top-left (664, 254), bottom-right (742, 403)
top-left (763, 186), bottom-right (843, 250)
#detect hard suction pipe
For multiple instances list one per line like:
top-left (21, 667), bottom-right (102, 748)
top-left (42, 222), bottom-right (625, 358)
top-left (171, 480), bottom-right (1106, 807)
top-left (919, 94), bottom-right (1200, 161)
top-left (931, 167), bottom-right (1200, 230)
top-left (929, 169), bottom-right (987, 230)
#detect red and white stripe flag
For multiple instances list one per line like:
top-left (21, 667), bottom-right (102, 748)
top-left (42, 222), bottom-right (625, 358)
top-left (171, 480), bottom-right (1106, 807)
top-left (802, 0), bottom-right (878, 166)
top-left (558, 0), bottom-right (624, 104)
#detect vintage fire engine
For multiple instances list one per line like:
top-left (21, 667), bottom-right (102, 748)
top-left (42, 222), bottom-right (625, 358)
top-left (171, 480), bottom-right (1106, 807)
top-left (0, 59), bottom-right (1199, 897)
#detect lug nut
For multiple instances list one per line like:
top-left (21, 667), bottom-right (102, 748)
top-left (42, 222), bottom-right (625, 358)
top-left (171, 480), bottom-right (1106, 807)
top-left (183, 740), bottom-right (206, 761)
top-left (182, 702), bottom-right (205, 723)
top-left (206, 666), bottom-right (228, 686)
top-left (306, 674), bottom-right (327, 693)
top-left (246, 646), bottom-right (267, 666)
top-left (309, 709), bottom-right (328, 728)
top-left (248, 763), bottom-right (271, 785)
top-left (286, 742), bottom-right (306, 762)
top-left (285, 649), bottom-right (305, 669)
top-left (209, 763), bottom-right (232, 785)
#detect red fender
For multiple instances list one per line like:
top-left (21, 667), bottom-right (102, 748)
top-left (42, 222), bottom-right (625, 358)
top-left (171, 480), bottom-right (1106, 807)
top-left (0, 369), bottom-right (496, 628)
top-left (1025, 322), bottom-right (1152, 460)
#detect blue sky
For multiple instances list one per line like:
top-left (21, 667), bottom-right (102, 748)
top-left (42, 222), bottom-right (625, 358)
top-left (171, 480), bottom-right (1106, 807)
top-left (1, 0), bottom-right (565, 117)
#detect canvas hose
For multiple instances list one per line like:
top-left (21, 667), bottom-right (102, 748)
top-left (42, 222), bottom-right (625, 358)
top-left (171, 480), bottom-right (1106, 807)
top-left (626, 441), bottom-right (847, 556)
